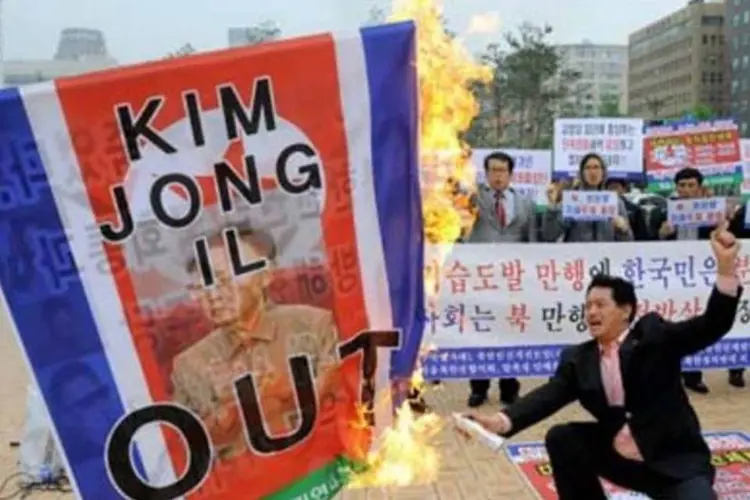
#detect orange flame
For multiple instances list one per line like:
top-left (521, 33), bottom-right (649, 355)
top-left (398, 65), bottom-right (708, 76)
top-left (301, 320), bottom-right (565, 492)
top-left (345, 0), bottom-right (492, 489)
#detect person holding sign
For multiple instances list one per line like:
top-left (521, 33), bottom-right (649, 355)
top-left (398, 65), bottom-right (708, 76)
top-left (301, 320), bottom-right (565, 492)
top-left (464, 151), bottom-right (538, 408)
top-left (542, 153), bottom-right (633, 242)
top-left (653, 167), bottom-right (745, 392)
top-left (464, 220), bottom-right (741, 499)
top-left (169, 218), bottom-right (340, 461)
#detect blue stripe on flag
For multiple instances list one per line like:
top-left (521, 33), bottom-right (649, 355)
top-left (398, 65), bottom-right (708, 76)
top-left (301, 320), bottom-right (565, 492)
top-left (0, 87), bottom-right (144, 498)
top-left (360, 22), bottom-right (425, 379)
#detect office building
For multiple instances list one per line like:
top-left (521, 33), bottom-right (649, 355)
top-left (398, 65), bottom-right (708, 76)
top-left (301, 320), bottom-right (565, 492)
top-left (726, 0), bottom-right (750, 135)
top-left (2, 28), bottom-right (116, 87)
top-left (556, 41), bottom-right (629, 116)
top-left (628, 0), bottom-right (728, 119)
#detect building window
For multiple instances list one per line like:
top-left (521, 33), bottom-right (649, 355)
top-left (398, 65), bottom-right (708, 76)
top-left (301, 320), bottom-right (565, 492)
top-left (742, 122), bottom-right (748, 136)
top-left (745, 10), bottom-right (750, 23)
top-left (702, 15), bottom-right (723, 26)
top-left (735, 14), bottom-right (741, 27)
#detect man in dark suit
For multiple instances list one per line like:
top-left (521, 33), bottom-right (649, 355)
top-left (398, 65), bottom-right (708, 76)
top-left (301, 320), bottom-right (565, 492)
top-left (465, 221), bottom-right (741, 499)
top-left (464, 151), bottom-right (538, 407)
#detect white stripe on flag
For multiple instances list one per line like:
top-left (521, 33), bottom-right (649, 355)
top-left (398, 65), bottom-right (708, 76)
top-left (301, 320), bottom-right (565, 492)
top-left (20, 83), bottom-right (179, 491)
top-left (332, 32), bottom-right (396, 436)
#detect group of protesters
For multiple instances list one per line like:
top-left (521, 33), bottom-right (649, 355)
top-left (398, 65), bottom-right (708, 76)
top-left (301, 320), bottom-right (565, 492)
top-left (410, 150), bottom-right (747, 414)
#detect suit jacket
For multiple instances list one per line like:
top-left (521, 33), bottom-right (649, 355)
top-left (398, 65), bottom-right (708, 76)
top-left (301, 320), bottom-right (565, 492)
top-left (503, 285), bottom-right (742, 480)
top-left (729, 204), bottom-right (750, 239)
top-left (465, 184), bottom-right (537, 243)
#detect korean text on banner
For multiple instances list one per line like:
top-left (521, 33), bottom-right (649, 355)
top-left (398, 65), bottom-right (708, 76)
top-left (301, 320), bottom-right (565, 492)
top-left (553, 118), bottom-right (644, 181)
top-left (505, 431), bottom-right (750, 499)
top-left (741, 139), bottom-right (750, 199)
top-left (0, 22), bottom-right (424, 500)
top-left (644, 119), bottom-right (743, 193)
top-left (472, 149), bottom-right (552, 208)
top-left (561, 190), bottom-right (618, 221)
top-left (421, 242), bottom-right (750, 380)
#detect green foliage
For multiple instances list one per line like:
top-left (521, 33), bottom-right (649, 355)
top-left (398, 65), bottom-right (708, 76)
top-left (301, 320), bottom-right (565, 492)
top-left (467, 23), bottom-right (587, 149)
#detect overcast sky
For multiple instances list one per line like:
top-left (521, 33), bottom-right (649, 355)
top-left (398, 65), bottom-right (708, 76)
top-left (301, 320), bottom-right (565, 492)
top-left (4, 0), bottom-right (691, 63)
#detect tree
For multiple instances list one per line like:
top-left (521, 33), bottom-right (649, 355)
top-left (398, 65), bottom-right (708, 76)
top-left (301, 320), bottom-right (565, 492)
top-left (241, 21), bottom-right (281, 46)
top-left (598, 93), bottom-right (624, 117)
top-left (680, 103), bottom-right (717, 120)
top-left (365, 6), bottom-right (387, 26)
top-left (467, 23), bottom-right (587, 149)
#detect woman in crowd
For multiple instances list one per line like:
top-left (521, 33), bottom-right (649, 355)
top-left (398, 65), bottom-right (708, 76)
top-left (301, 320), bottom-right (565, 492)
top-left (541, 153), bottom-right (633, 242)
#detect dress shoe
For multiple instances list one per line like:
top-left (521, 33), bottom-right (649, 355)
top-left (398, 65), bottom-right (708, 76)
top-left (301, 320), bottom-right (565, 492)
top-left (500, 392), bottom-right (519, 405)
top-left (729, 371), bottom-right (746, 388)
top-left (468, 393), bottom-right (488, 408)
top-left (685, 381), bottom-right (710, 394)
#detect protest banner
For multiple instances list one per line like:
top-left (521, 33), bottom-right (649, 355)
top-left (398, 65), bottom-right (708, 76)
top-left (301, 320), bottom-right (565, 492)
top-left (667, 197), bottom-right (726, 228)
top-left (561, 190), bottom-right (618, 221)
top-left (644, 119), bottom-right (743, 193)
top-left (472, 149), bottom-right (552, 208)
top-left (553, 118), bottom-right (644, 181)
top-left (742, 139), bottom-right (750, 200)
top-left (421, 242), bottom-right (750, 379)
top-left (506, 431), bottom-right (750, 499)
top-left (0, 22), bottom-right (425, 500)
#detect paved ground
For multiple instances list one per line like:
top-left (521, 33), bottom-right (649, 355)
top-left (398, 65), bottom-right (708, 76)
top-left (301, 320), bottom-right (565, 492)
top-left (1, 316), bottom-right (749, 499)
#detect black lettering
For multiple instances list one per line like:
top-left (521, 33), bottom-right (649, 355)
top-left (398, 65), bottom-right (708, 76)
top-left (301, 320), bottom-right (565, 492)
top-left (193, 237), bottom-right (215, 287)
top-left (106, 404), bottom-right (210, 500)
top-left (218, 78), bottom-right (277, 141)
top-left (276, 143), bottom-right (322, 195)
top-left (214, 157), bottom-right (262, 212)
top-left (225, 228), bottom-right (268, 277)
top-left (115, 98), bottom-right (177, 161)
top-left (150, 174), bottom-right (201, 228)
top-left (338, 330), bottom-right (400, 426)
top-left (235, 356), bottom-right (317, 454)
top-left (99, 185), bottom-right (134, 243)
top-left (183, 91), bottom-right (205, 147)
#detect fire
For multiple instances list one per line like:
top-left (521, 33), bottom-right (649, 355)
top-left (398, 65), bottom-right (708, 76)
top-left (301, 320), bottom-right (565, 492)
top-left (345, 0), bottom-right (492, 489)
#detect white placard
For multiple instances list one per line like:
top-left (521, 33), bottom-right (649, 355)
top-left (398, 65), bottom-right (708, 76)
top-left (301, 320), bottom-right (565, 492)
top-left (561, 190), bottom-right (619, 221)
top-left (742, 139), bottom-right (750, 197)
top-left (667, 197), bottom-right (726, 228)
top-left (554, 118), bottom-right (644, 181)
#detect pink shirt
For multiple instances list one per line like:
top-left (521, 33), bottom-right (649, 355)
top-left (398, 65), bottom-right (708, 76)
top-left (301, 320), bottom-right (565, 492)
top-left (498, 275), bottom-right (739, 461)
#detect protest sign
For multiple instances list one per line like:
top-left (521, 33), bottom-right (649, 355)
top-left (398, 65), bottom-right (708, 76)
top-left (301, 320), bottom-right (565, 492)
top-left (421, 242), bottom-right (750, 379)
top-left (667, 197), bottom-right (726, 228)
top-left (553, 118), bottom-right (644, 181)
top-left (742, 139), bottom-right (750, 200)
top-left (506, 431), bottom-right (750, 499)
top-left (0, 22), bottom-right (425, 500)
top-left (472, 149), bottom-right (552, 208)
top-left (644, 119), bottom-right (743, 193)
top-left (561, 190), bottom-right (618, 221)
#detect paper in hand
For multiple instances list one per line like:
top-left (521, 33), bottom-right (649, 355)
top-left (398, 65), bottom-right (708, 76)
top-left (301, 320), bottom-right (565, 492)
top-left (452, 413), bottom-right (506, 452)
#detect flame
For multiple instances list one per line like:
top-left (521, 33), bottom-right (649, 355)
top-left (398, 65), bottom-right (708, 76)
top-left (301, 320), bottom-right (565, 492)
top-left (345, 0), bottom-right (491, 489)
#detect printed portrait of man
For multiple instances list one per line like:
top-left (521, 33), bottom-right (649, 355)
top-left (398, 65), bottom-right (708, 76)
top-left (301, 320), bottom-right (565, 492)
top-left (169, 214), bottom-right (340, 461)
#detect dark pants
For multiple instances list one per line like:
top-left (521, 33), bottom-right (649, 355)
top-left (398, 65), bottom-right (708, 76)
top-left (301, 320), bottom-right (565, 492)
top-left (546, 422), bottom-right (716, 500)
top-left (469, 378), bottom-right (520, 402)
top-left (683, 369), bottom-right (745, 385)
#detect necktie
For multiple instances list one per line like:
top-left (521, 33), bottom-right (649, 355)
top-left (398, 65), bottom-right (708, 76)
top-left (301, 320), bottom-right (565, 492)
top-left (600, 343), bottom-right (624, 406)
top-left (495, 191), bottom-right (507, 227)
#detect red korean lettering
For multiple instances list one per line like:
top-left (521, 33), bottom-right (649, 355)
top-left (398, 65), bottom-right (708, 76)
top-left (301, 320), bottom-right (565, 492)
top-left (444, 260), bottom-right (471, 294)
top-left (536, 260), bottom-right (560, 291)
top-left (736, 255), bottom-right (750, 284)
top-left (680, 297), bottom-right (703, 317)
top-left (563, 259), bottom-right (585, 291)
top-left (652, 299), bottom-right (677, 320)
top-left (500, 259), bottom-right (525, 292)
top-left (474, 264), bottom-right (499, 291)
top-left (506, 303), bottom-right (531, 333)
top-left (636, 299), bottom-right (650, 317)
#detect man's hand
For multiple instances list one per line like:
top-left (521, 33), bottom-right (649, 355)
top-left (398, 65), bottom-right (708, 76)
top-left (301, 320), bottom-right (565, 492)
top-left (457, 412), bottom-right (512, 437)
top-left (613, 215), bottom-right (630, 233)
top-left (659, 221), bottom-right (675, 239)
top-left (710, 219), bottom-right (740, 276)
